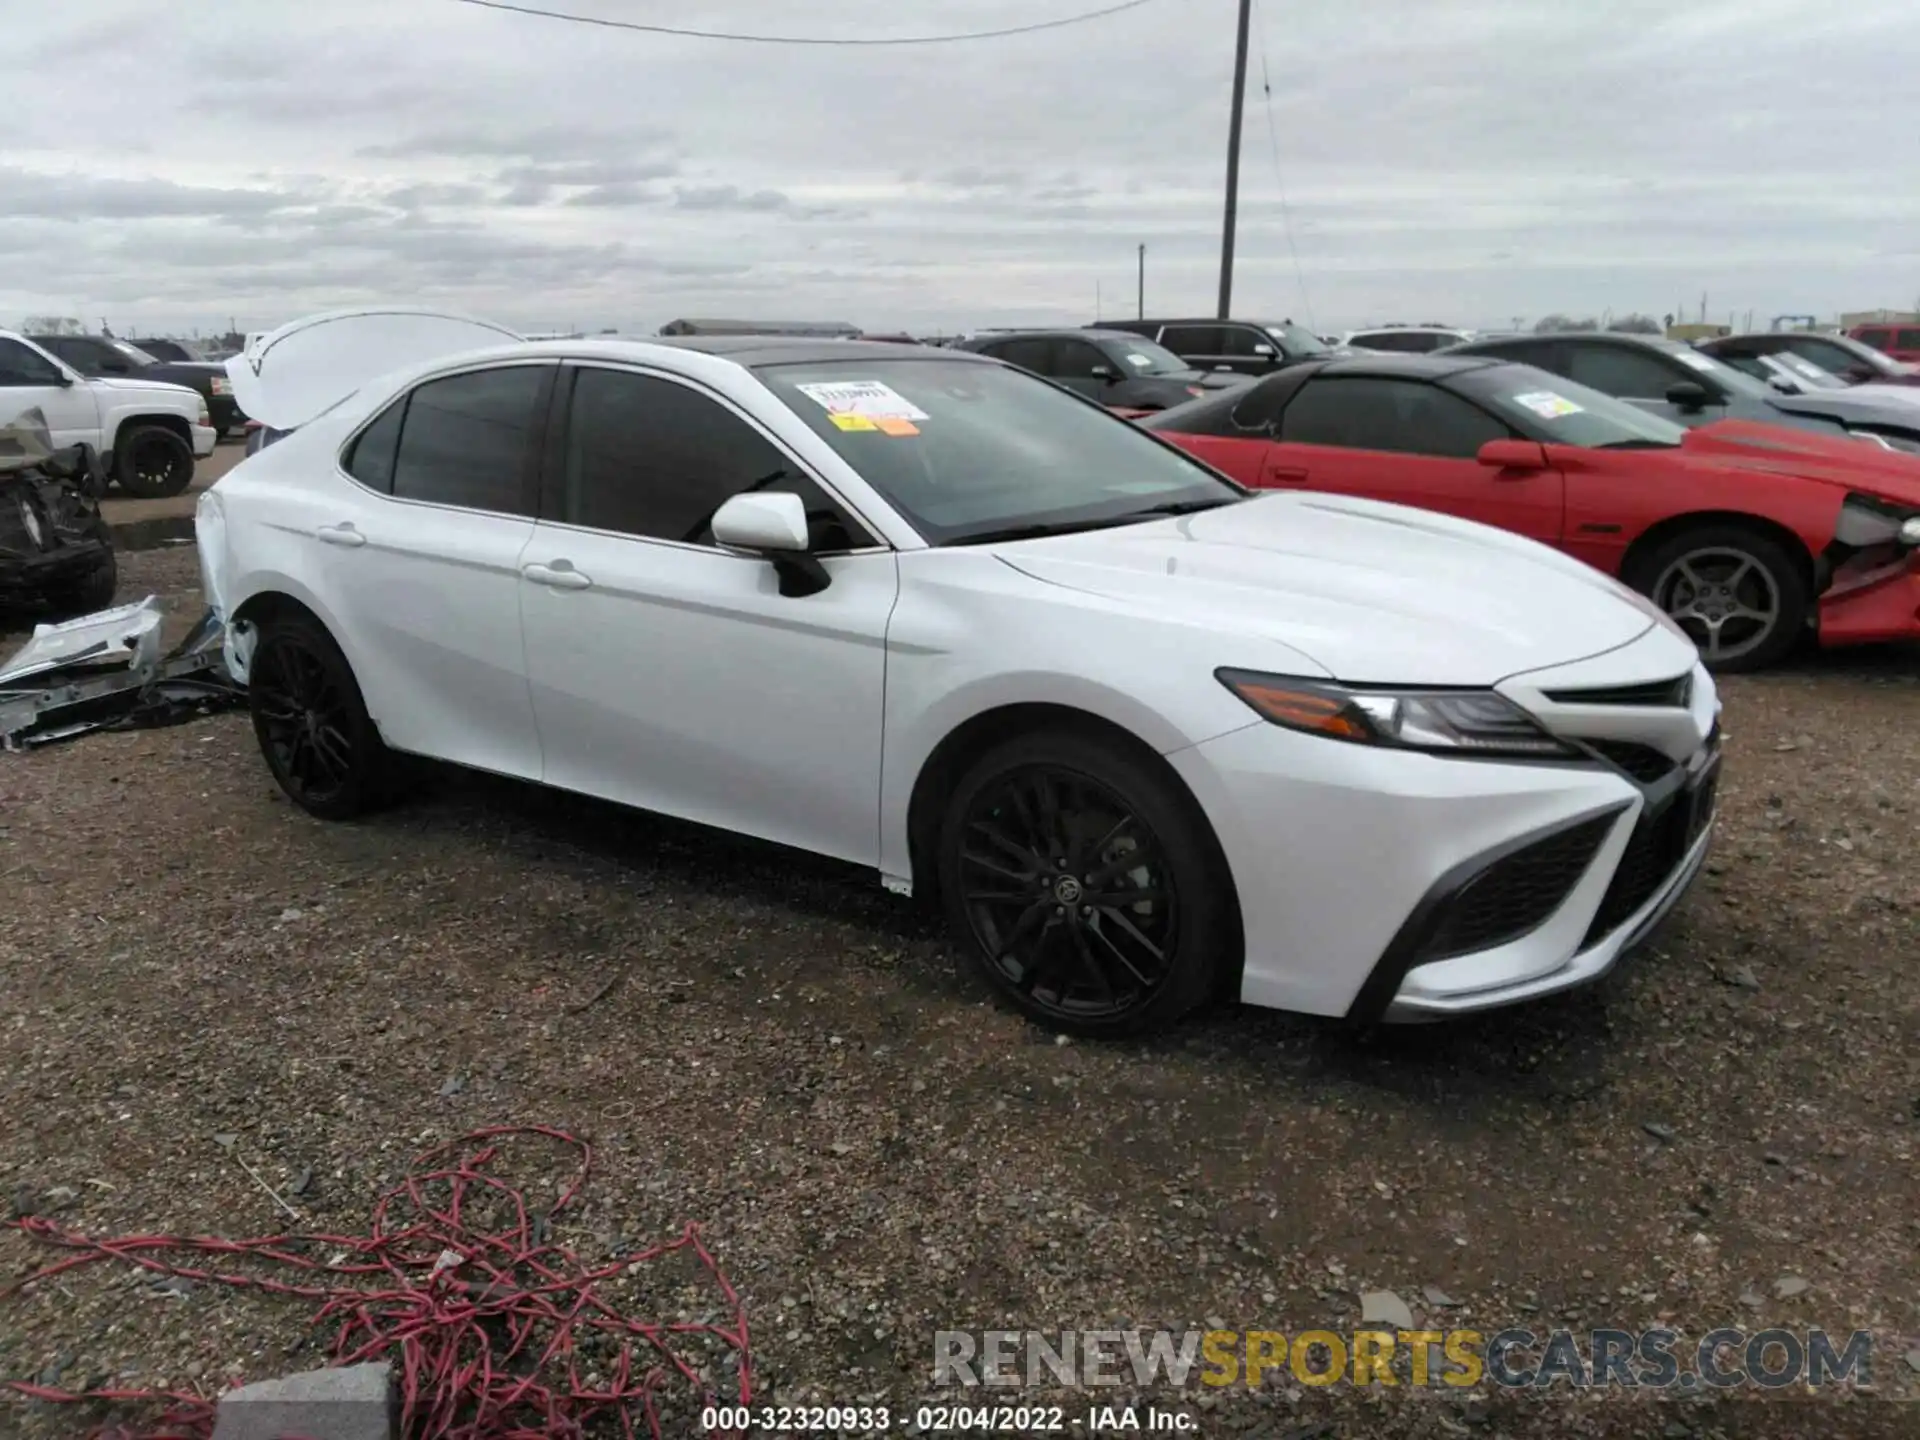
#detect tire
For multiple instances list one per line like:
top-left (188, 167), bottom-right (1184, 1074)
top-left (936, 727), bottom-right (1236, 1037)
top-left (247, 612), bottom-right (394, 820)
top-left (112, 425), bottom-right (195, 498)
top-left (1624, 523), bottom-right (1810, 673)
top-left (45, 553), bottom-right (118, 617)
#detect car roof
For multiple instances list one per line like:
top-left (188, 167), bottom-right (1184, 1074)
top-left (645, 335), bottom-right (991, 367)
top-left (967, 328), bottom-right (1140, 343)
top-left (1312, 353), bottom-right (1507, 378)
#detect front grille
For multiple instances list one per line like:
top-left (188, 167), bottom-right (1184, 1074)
top-left (1586, 739), bottom-right (1679, 785)
top-left (1580, 772), bottom-right (1716, 950)
top-left (1415, 814), bottom-right (1615, 964)
top-left (1543, 674), bottom-right (1693, 708)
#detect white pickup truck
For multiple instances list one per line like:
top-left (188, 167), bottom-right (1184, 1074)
top-left (0, 330), bottom-right (215, 497)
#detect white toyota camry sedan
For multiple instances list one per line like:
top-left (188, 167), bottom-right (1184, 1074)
top-left (197, 311), bottom-right (1722, 1036)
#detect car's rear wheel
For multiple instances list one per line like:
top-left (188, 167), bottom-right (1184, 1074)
top-left (248, 613), bottom-right (392, 820)
top-left (936, 729), bottom-right (1232, 1037)
top-left (113, 425), bottom-right (194, 498)
top-left (1626, 524), bottom-right (1810, 672)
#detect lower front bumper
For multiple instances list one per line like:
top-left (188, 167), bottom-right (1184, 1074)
top-left (1817, 557), bottom-right (1920, 646)
top-left (190, 424), bottom-right (218, 458)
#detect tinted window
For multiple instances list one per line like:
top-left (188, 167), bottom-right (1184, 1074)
top-left (0, 338), bottom-right (65, 386)
top-left (1159, 325), bottom-right (1223, 355)
top-left (389, 365), bottom-right (545, 514)
top-left (1279, 377), bottom-right (1511, 458)
top-left (1784, 338), bottom-right (1859, 372)
top-left (343, 397), bottom-right (406, 492)
top-left (1351, 331), bottom-right (1413, 352)
top-left (63, 338), bottom-right (132, 374)
top-left (1896, 329), bottom-right (1920, 350)
top-left (1053, 339), bottom-right (1111, 378)
top-left (1218, 326), bottom-right (1274, 359)
top-left (1449, 364), bottom-right (1687, 449)
top-left (1856, 329), bottom-right (1894, 349)
top-left (987, 338), bottom-right (1055, 374)
top-left (561, 368), bottom-right (867, 550)
top-left (1563, 345), bottom-right (1686, 398)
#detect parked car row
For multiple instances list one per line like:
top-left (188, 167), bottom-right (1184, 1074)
top-left (197, 307), bottom-right (1740, 1039)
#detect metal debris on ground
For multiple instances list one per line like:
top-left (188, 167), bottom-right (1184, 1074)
top-left (3, 1126), bottom-right (752, 1440)
top-left (0, 597), bottom-right (244, 750)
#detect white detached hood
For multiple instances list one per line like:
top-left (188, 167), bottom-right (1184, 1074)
top-left (994, 492), bottom-right (1660, 686)
top-left (225, 307), bottom-right (524, 430)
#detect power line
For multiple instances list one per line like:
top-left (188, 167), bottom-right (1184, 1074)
top-left (1252, 0), bottom-right (1315, 333)
top-left (448, 0), bottom-right (1160, 46)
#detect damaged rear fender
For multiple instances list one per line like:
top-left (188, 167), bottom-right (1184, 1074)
top-left (219, 578), bottom-right (347, 687)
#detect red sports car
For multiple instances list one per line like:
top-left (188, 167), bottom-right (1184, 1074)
top-left (1142, 354), bottom-right (1920, 671)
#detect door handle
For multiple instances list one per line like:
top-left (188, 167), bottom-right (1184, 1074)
top-left (522, 562), bottom-right (592, 591)
top-left (1263, 466), bottom-right (1309, 485)
top-left (315, 523), bottom-right (366, 547)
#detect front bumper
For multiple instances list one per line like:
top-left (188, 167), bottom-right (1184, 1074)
top-left (1817, 552), bottom-right (1920, 646)
top-left (190, 424), bottom-right (217, 458)
top-left (1169, 657), bottom-right (1721, 1022)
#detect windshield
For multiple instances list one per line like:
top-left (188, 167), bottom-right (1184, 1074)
top-left (109, 340), bottom-right (158, 366)
top-left (757, 359), bottom-right (1243, 544)
top-left (1451, 364), bottom-right (1690, 448)
top-left (1100, 336), bottom-right (1193, 376)
top-left (1264, 321), bottom-right (1330, 356)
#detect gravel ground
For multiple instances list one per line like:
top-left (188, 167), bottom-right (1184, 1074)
top-left (2, 546), bottom-right (1916, 1440)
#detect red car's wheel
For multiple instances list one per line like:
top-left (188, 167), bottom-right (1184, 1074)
top-left (1627, 524), bottom-right (1810, 672)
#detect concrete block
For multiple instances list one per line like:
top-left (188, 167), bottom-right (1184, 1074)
top-left (210, 1361), bottom-right (395, 1440)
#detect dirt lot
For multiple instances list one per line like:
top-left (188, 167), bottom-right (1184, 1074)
top-left (2, 546), bottom-right (1916, 1439)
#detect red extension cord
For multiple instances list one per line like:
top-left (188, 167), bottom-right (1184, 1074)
top-left (3, 1126), bottom-right (752, 1438)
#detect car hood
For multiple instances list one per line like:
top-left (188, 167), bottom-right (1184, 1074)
top-left (990, 492), bottom-right (1659, 685)
top-left (1679, 420), bottom-right (1920, 506)
top-left (91, 376), bottom-right (202, 399)
top-left (1767, 387), bottom-right (1920, 431)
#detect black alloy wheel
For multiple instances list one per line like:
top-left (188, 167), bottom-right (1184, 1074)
top-left (248, 614), bottom-right (389, 820)
top-left (112, 425), bottom-right (194, 499)
top-left (938, 730), bottom-right (1231, 1036)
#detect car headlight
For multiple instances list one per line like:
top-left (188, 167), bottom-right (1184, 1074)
top-left (1833, 492), bottom-right (1920, 548)
top-left (1216, 669), bottom-right (1575, 758)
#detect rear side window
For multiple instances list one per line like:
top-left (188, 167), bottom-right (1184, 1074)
top-left (1856, 328), bottom-right (1894, 349)
top-left (343, 399), bottom-right (405, 491)
top-left (987, 338), bottom-right (1055, 374)
top-left (386, 365), bottom-right (546, 514)
top-left (1896, 329), bottom-right (1920, 350)
top-left (1159, 325), bottom-right (1223, 355)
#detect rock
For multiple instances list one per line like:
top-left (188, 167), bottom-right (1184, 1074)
top-left (276, 907), bottom-right (305, 923)
top-left (289, 1167), bottom-right (314, 1198)
top-left (213, 1133), bottom-right (238, 1149)
top-left (1773, 1275), bottom-right (1809, 1299)
top-left (1738, 1289), bottom-right (1764, 1309)
top-left (211, 1361), bottom-right (394, 1440)
top-left (1359, 1289), bottom-right (1414, 1330)
top-left (1763, 1152), bottom-right (1786, 1166)
top-left (437, 1075), bottom-right (465, 1097)
top-left (1721, 966), bottom-right (1760, 990)
top-left (1643, 1121), bottom-right (1676, 1143)
top-left (1422, 1286), bottom-right (1458, 1308)
top-left (1904, 1349), bottom-right (1920, 1375)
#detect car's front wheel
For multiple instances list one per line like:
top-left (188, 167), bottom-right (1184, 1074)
top-left (1626, 524), bottom-right (1810, 672)
top-left (112, 425), bottom-right (195, 498)
top-left (248, 613), bottom-right (393, 820)
top-left (936, 728), bottom-right (1234, 1037)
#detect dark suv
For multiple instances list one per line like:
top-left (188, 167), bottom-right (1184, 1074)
top-left (1092, 318), bottom-right (1331, 377)
top-left (955, 329), bottom-right (1248, 411)
top-left (28, 334), bottom-right (247, 439)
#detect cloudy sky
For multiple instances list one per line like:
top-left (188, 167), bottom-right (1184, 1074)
top-left (5, 0), bottom-right (1917, 338)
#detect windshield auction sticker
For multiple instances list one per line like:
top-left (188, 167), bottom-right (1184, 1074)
top-left (1513, 391), bottom-right (1585, 418)
top-left (797, 379), bottom-right (930, 423)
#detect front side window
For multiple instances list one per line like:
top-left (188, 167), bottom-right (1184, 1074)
top-left (1896, 329), bottom-right (1920, 351)
top-left (756, 359), bottom-right (1241, 544)
top-left (1158, 325), bottom-right (1224, 356)
top-left (559, 368), bottom-right (868, 550)
top-left (1278, 377), bottom-right (1511, 458)
top-left (1099, 337), bottom-right (1190, 376)
top-left (1563, 345), bottom-right (1687, 399)
top-left (0, 338), bottom-right (65, 387)
top-left (985, 338), bottom-right (1055, 375)
top-left (1856, 329), bottom-right (1894, 349)
top-left (1052, 339), bottom-right (1112, 379)
top-left (1218, 326), bottom-right (1276, 359)
top-left (387, 365), bottom-right (546, 515)
top-left (1262, 321), bottom-right (1331, 357)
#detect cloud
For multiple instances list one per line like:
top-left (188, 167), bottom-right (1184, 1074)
top-left (0, 0), bottom-right (1915, 334)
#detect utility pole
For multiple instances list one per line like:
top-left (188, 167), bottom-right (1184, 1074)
top-left (1137, 243), bottom-right (1146, 319)
top-left (1216, 0), bottom-right (1253, 319)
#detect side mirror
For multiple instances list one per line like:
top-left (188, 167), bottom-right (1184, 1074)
top-left (1089, 363), bottom-right (1118, 381)
top-left (1477, 439), bottom-right (1549, 472)
top-left (1251, 343), bottom-right (1275, 357)
top-left (1766, 373), bottom-right (1800, 394)
top-left (1666, 380), bottom-right (1711, 411)
top-left (711, 491), bottom-right (829, 598)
